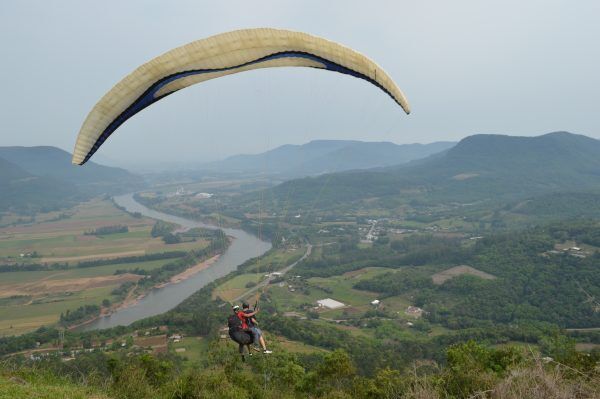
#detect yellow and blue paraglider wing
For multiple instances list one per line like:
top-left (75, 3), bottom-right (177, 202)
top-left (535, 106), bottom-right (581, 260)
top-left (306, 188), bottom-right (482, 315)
top-left (72, 28), bottom-right (410, 165)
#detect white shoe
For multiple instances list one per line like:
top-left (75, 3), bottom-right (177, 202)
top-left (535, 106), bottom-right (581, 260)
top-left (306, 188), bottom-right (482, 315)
top-left (263, 350), bottom-right (272, 354)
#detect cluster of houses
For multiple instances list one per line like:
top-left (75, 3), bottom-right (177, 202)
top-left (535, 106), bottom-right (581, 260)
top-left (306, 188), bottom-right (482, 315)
top-left (25, 326), bottom-right (185, 362)
top-left (358, 218), bottom-right (445, 243)
top-left (359, 219), bottom-right (381, 243)
top-left (164, 187), bottom-right (214, 199)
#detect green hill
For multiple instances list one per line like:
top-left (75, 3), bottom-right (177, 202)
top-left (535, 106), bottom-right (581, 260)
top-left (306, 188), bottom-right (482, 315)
top-left (264, 132), bottom-right (600, 207)
top-left (0, 157), bottom-right (30, 182)
top-left (511, 191), bottom-right (600, 219)
top-left (0, 146), bottom-right (144, 195)
top-left (203, 139), bottom-right (455, 177)
top-left (0, 146), bottom-right (145, 214)
top-left (0, 157), bottom-right (81, 213)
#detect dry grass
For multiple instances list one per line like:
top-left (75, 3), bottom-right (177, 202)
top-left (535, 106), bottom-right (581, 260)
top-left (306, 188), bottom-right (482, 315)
top-left (403, 380), bottom-right (441, 399)
top-left (491, 363), bottom-right (599, 399)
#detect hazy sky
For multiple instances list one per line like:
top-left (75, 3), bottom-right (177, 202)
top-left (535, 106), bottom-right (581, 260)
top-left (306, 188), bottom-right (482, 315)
top-left (1, 1), bottom-right (599, 166)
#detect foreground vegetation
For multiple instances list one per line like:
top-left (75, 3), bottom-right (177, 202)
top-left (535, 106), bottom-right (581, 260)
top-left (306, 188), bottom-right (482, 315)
top-left (1, 338), bottom-right (598, 398)
top-left (3, 137), bottom-right (600, 397)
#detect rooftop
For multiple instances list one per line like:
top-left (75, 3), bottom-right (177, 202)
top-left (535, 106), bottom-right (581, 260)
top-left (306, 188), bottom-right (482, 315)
top-left (317, 298), bottom-right (345, 309)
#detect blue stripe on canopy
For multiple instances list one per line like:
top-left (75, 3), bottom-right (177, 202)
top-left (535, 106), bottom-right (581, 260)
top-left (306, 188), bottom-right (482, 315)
top-left (84, 51), bottom-right (393, 164)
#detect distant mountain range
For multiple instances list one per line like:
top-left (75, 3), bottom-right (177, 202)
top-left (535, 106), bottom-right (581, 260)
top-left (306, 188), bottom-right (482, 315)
top-left (0, 146), bottom-right (143, 213)
top-left (265, 132), bottom-right (600, 206)
top-left (203, 140), bottom-right (456, 177)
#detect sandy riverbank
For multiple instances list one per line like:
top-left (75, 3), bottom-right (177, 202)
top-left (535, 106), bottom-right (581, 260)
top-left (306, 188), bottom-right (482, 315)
top-left (69, 254), bottom-right (223, 330)
top-left (155, 255), bottom-right (221, 288)
top-left (171, 255), bottom-right (220, 284)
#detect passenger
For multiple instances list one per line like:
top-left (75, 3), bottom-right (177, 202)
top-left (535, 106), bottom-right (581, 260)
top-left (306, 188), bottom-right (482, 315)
top-left (227, 305), bottom-right (253, 360)
top-left (242, 302), bottom-right (272, 354)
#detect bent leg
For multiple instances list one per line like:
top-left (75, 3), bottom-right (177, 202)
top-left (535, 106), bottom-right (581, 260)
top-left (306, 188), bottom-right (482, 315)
top-left (259, 335), bottom-right (267, 351)
top-left (251, 327), bottom-right (260, 346)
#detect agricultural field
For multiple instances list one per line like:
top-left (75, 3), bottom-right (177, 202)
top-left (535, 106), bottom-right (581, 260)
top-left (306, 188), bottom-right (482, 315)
top-left (431, 265), bottom-right (496, 285)
top-left (211, 246), bottom-right (306, 302)
top-left (275, 335), bottom-right (328, 354)
top-left (241, 246), bottom-right (305, 274)
top-left (0, 286), bottom-right (115, 336)
top-left (0, 199), bottom-right (210, 262)
top-left (212, 273), bottom-right (259, 302)
top-left (266, 267), bottom-right (391, 316)
top-left (0, 259), bottom-right (172, 286)
top-left (0, 199), bottom-right (212, 336)
top-left (170, 336), bottom-right (209, 364)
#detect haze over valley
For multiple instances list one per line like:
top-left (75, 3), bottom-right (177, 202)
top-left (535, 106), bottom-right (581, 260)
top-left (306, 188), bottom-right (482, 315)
top-left (1, 2), bottom-right (599, 398)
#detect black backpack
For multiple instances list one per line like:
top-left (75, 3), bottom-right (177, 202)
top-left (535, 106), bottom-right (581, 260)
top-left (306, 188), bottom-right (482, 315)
top-left (228, 314), bottom-right (242, 331)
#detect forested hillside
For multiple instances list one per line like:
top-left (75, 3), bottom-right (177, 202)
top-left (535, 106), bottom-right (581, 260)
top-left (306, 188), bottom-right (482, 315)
top-left (0, 146), bottom-right (144, 195)
top-left (0, 157), bottom-right (80, 212)
top-left (256, 132), bottom-right (600, 208)
top-left (202, 139), bottom-right (455, 176)
top-left (0, 146), bottom-right (144, 213)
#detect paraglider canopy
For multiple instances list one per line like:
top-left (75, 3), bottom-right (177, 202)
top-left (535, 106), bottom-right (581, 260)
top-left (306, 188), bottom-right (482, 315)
top-left (72, 28), bottom-right (410, 165)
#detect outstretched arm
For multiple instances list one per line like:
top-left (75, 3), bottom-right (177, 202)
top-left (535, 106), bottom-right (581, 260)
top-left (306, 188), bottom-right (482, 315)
top-left (242, 309), bottom-right (259, 318)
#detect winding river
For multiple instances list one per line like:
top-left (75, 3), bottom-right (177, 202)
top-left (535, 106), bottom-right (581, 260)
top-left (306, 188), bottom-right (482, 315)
top-left (82, 193), bottom-right (271, 331)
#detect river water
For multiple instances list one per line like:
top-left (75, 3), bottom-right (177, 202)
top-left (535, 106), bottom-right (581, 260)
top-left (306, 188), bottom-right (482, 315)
top-left (81, 193), bottom-right (271, 331)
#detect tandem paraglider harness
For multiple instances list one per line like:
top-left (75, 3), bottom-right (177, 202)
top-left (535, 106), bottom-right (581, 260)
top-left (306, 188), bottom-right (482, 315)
top-left (228, 306), bottom-right (254, 360)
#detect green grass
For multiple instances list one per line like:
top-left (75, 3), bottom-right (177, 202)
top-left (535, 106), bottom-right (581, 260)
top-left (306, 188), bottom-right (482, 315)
top-left (0, 198), bottom-right (190, 260)
top-left (0, 296), bottom-right (30, 306)
top-left (0, 259), bottom-right (173, 285)
top-left (0, 286), bottom-right (114, 319)
top-left (267, 268), bottom-right (391, 313)
top-left (242, 246), bottom-right (305, 274)
top-left (95, 229), bottom-right (149, 240)
top-left (0, 270), bottom-right (59, 285)
top-left (0, 286), bottom-right (116, 336)
top-left (0, 235), bottom-right (76, 252)
top-left (268, 285), bottom-right (323, 312)
top-left (0, 372), bottom-right (110, 399)
top-left (212, 273), bottom-right (260, 302)
top-left (171, 336), bottom-right (209, 364)
top-left (307, 267), bottom-right (390, 306)
top-left (57, 259), bottom-right (171, 278)
top-left (273, 335), bottom-right (328, 354)
top-left (0, 198), bottom-right (218, 335)
top-left (378, 295), bottom-right (414, 315)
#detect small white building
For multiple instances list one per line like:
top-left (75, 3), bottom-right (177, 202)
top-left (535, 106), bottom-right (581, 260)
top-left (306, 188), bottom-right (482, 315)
top-left (371, 299), bottom-right (380, 306)
top-left (317, 298), bottom-right (345, 309)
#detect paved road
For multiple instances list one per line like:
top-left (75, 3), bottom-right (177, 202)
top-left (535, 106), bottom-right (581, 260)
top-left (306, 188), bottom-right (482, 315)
top-left (226, 243), bottom-right (313, 305)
